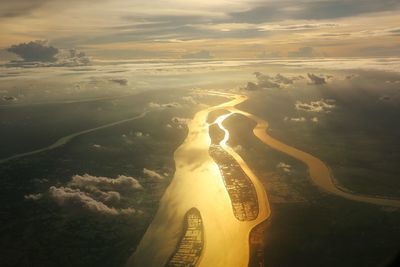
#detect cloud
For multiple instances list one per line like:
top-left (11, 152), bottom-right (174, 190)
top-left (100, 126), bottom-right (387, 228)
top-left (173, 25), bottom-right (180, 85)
top-left (5, 40), bottom-right (90, 67)
top-left (181, 96), bottom-right (197, 105)
top-left (258, 50), bottom-right (281, 59)
top-left (24, 193), bottom-right (43, 201)
top-left (277, 162), bottom-right (292, 173)
top-left (2, 95), bottom-right (18, 102)
top-left (379, 95), bottom-right (391, 101)
top-left (233, 145), bottom-right (243, 152)
top-left (143, 168), bottom-right (164, 180)
top-left (148, 102), bottom-right (181, 108)
top-left (7, 40), bottom-right (58, 62)
top-left (46, 173), bottom-right (145, 215)
top-left (85, 187), bottom-right (121, 204)
top-left (182, 50), bottom-right (213, 59)
top-left (295, 99), bottom-right (336, 113)
top-left (56, 49), bottom-right (91, 67)
top-left (49, 186), bottom-right (126, 215)
top-left (171, 116), bottom-right (190, 125)
top-left (307, 73), bottom-right (326, 85)
top-left (109, 78), bottom-right (128, 86)
top-left (245, 72), bottom-right (301, 90)
top-left (258, 23), bottom-right (341, 32)
top-left (69, 174), bottom-right (143, 191)
top-left (288, 47), bottom-right (315, 57)
top-left (228, 0), bottom-right (400, 23)
top-left (284, 116), bottom-right (306, 122)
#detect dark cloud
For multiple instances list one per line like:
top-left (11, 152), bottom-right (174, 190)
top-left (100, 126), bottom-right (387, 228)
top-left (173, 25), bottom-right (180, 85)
top-left (2, 95), bottom-right (18, 102)
top-left (228, 0), bottom-right (400, 23)
top-left (7, 40), bottom-right (58, 62)
top-left (182, 50), bottom-right (213, 59)
top-left (109, 78), bottom-right (128, 86)
top-left (307, 73), bottom-right (326, 85)
top-left (288, 47), bottom-right (315, 57)
top-left (5, 41), bottom-right (91, 67)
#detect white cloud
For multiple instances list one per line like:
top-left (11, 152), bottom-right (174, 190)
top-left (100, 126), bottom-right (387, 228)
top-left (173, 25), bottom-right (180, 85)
top-left (277, 162), bottom-right (292, 173)
top-left (143, 168), bottom-right (164, 180)
top-left (69, 174), bottom-right (143, 191)
top-left (291, 117), bottom-right (306, 122)
top-left (233, 145), bottom-right (243, 152)
top-left (24, 193), bottom-right (43, 201)
top-left (49, 186), bottom-right (122, 215)
top-left (182, 96), bottom-right (197, 105)
top-left (171, 116), bottom-right (190, 125)
top-left (258, 23), bottom-right (341, 32)
top-left (148, 102), bottom-right (181, 108)
top-left (245, 72), bottom-right (301, 90)
top-left (295, 99), bottom-right (336, 113)
top-left (43, 173), bottom-right (144, 216)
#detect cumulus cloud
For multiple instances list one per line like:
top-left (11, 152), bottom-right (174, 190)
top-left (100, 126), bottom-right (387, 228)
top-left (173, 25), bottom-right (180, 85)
top-left (182, 50), bottom-right (213, 59)
top-left (7, 40), bottom-right (58, 62)
top-left (245, 72), bottom-right (301, 90)
top-left (148, 102), bottom-right (181, 108)
top-left (277, 162), bottom-right (292, 173)
top-left (295, 99), bottom-right (336, 113)
top-left (24, 193), bottom-right (43, 201)
top-left (171, 116), bottom-right (190, 125)
top-left (5, 40), bottom-right (90, 67)
top-left (44, 173), bottom-right (144, 215)
top-left (56, 48), bottom-right (91, 67)
top-left (307, 73), bottom-right (326, 85)
top-left (69, 174), bottom-right (143, 191)
top-left (284, 116), bottom-right (306, 122)
top-left (2, 95), bottom-right (18, 102)
top-left (288, 47), bottom-right (315, 57)
top-left (135, 131), bottom-right (143, 137)
top-left (143, 168), bottom-right (164, 180)
top-left (49, 186), bottom-right (125, 215)
top-left (233, 145), bottom-right (243, 152)
top-left (181, 96), bottom-right (197, 105)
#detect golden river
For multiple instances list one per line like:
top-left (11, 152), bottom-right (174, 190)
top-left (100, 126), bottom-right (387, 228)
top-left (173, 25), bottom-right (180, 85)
top-left (128, 91), bottom-right (400, 267)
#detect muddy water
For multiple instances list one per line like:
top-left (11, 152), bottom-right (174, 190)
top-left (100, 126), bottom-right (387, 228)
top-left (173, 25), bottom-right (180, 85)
top-left (128, 94), bottom-right (270, 267)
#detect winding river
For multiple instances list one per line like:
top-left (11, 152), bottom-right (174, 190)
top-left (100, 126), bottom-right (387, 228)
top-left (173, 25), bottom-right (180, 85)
top-left (129, 90), bottom-right (400, 267)
top-left (0, 111), bottom-right (149, 164)
top-left (128, 93), bottom-right (270, 267)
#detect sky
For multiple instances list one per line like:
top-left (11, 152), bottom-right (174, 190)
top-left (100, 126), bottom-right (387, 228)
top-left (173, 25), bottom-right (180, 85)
top-left (0, 0), bottom-right (400, 60)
